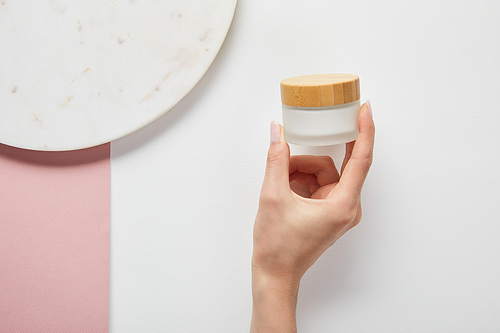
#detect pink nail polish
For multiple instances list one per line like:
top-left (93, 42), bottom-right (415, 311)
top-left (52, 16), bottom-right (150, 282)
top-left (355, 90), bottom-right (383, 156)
top-left (366, 99), bottom-right (373, 117)
top-left (270, 121), bottom-right (281, 144)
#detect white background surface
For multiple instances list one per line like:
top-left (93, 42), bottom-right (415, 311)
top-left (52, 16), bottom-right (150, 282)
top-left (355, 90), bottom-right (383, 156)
top-left (110, 0), bottom-right (500, 331)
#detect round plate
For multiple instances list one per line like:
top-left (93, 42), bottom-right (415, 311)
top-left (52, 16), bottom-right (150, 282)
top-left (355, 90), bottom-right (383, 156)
top-left (0, 0), bottom-right (237, 151)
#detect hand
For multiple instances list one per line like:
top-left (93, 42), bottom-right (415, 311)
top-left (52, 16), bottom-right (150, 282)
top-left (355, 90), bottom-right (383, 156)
top-left (250, 101), bottom-right (375, 332)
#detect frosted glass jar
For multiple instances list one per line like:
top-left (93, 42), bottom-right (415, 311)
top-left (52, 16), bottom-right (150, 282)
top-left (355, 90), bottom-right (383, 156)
top-left (280, 73), bottom-right (361, 146)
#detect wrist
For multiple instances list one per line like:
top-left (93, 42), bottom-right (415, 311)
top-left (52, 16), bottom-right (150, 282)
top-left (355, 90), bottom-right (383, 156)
top-left (250, 267), bottom-right (300, 332)
top-left (251, 249), bottom-right (303, 291)
top-left (250, 274), bottom-right (299, 333)
top-left (252, 268), bottom-right (300, 298)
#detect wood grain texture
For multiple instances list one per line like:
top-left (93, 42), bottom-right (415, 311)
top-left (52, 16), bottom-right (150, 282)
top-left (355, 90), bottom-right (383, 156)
top-left (281, 73), bottom-right (360, 107)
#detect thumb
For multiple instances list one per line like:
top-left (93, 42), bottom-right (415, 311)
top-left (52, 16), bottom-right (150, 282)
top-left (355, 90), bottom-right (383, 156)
top-left (262, 122), bottom-right (291, 194)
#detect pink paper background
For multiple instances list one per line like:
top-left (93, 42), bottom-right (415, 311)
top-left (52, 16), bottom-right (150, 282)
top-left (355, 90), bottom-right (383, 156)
top-left (0, 143), bottom-right (110, 332)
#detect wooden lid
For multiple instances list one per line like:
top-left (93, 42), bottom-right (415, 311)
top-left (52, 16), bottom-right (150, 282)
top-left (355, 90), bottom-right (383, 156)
top-left (280, 73), bottom-right (360, 107)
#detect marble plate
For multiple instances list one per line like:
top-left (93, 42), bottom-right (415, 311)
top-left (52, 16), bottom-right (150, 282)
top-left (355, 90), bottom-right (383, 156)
top-left (0, 0), bottom-right (237, 151)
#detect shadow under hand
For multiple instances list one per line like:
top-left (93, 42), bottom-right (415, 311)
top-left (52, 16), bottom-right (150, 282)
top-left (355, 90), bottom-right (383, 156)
top-left (297, 235), bottom-right (366, 323)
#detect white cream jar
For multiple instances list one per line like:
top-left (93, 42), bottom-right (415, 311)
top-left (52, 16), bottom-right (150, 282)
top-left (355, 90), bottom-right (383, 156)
top-left (281, 73), bottom-right (361, 146)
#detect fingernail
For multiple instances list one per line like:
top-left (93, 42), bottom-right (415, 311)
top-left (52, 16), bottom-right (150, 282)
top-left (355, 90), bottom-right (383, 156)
top-left (366, 100), bottom-right (373, 117)
top-left (270, 121), bottom-right (281, 144)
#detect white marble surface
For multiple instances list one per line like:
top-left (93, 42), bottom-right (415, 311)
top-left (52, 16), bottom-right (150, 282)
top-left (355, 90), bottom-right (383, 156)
top-left (0, 0), bottom-right (236, 151)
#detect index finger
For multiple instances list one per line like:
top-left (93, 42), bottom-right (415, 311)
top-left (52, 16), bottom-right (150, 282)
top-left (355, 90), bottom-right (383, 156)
top-left (334, 101), bottom-right (375, 199)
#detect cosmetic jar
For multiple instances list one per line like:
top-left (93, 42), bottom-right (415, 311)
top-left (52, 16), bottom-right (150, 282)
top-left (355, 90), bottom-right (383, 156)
top-left (280, 73), bottom-right (361, 146)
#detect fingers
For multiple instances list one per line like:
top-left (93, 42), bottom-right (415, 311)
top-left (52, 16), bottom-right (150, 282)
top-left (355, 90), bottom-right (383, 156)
top-left (289, 171), bottom-right (318, 186)
top-left (289, 171), bottom-right (320, 197)
top-left (341, 141), bottom-right (355, 175)
top-left (335, 101), bottom-right (375, 199)
top-left (310, 182), bottom-right (336, 200)
top-left (262, 122), bottom-right (291, 195)
top-left (289, 155), bottom-right (340, 186)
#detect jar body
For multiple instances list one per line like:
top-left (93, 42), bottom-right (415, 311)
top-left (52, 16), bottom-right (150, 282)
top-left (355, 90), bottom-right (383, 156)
top-left (282, 100), bottom-right (360, 146)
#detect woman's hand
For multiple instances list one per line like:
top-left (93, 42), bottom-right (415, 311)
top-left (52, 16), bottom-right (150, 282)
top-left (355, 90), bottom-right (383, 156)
top-left (251, 101), bottom-right (374, 332)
